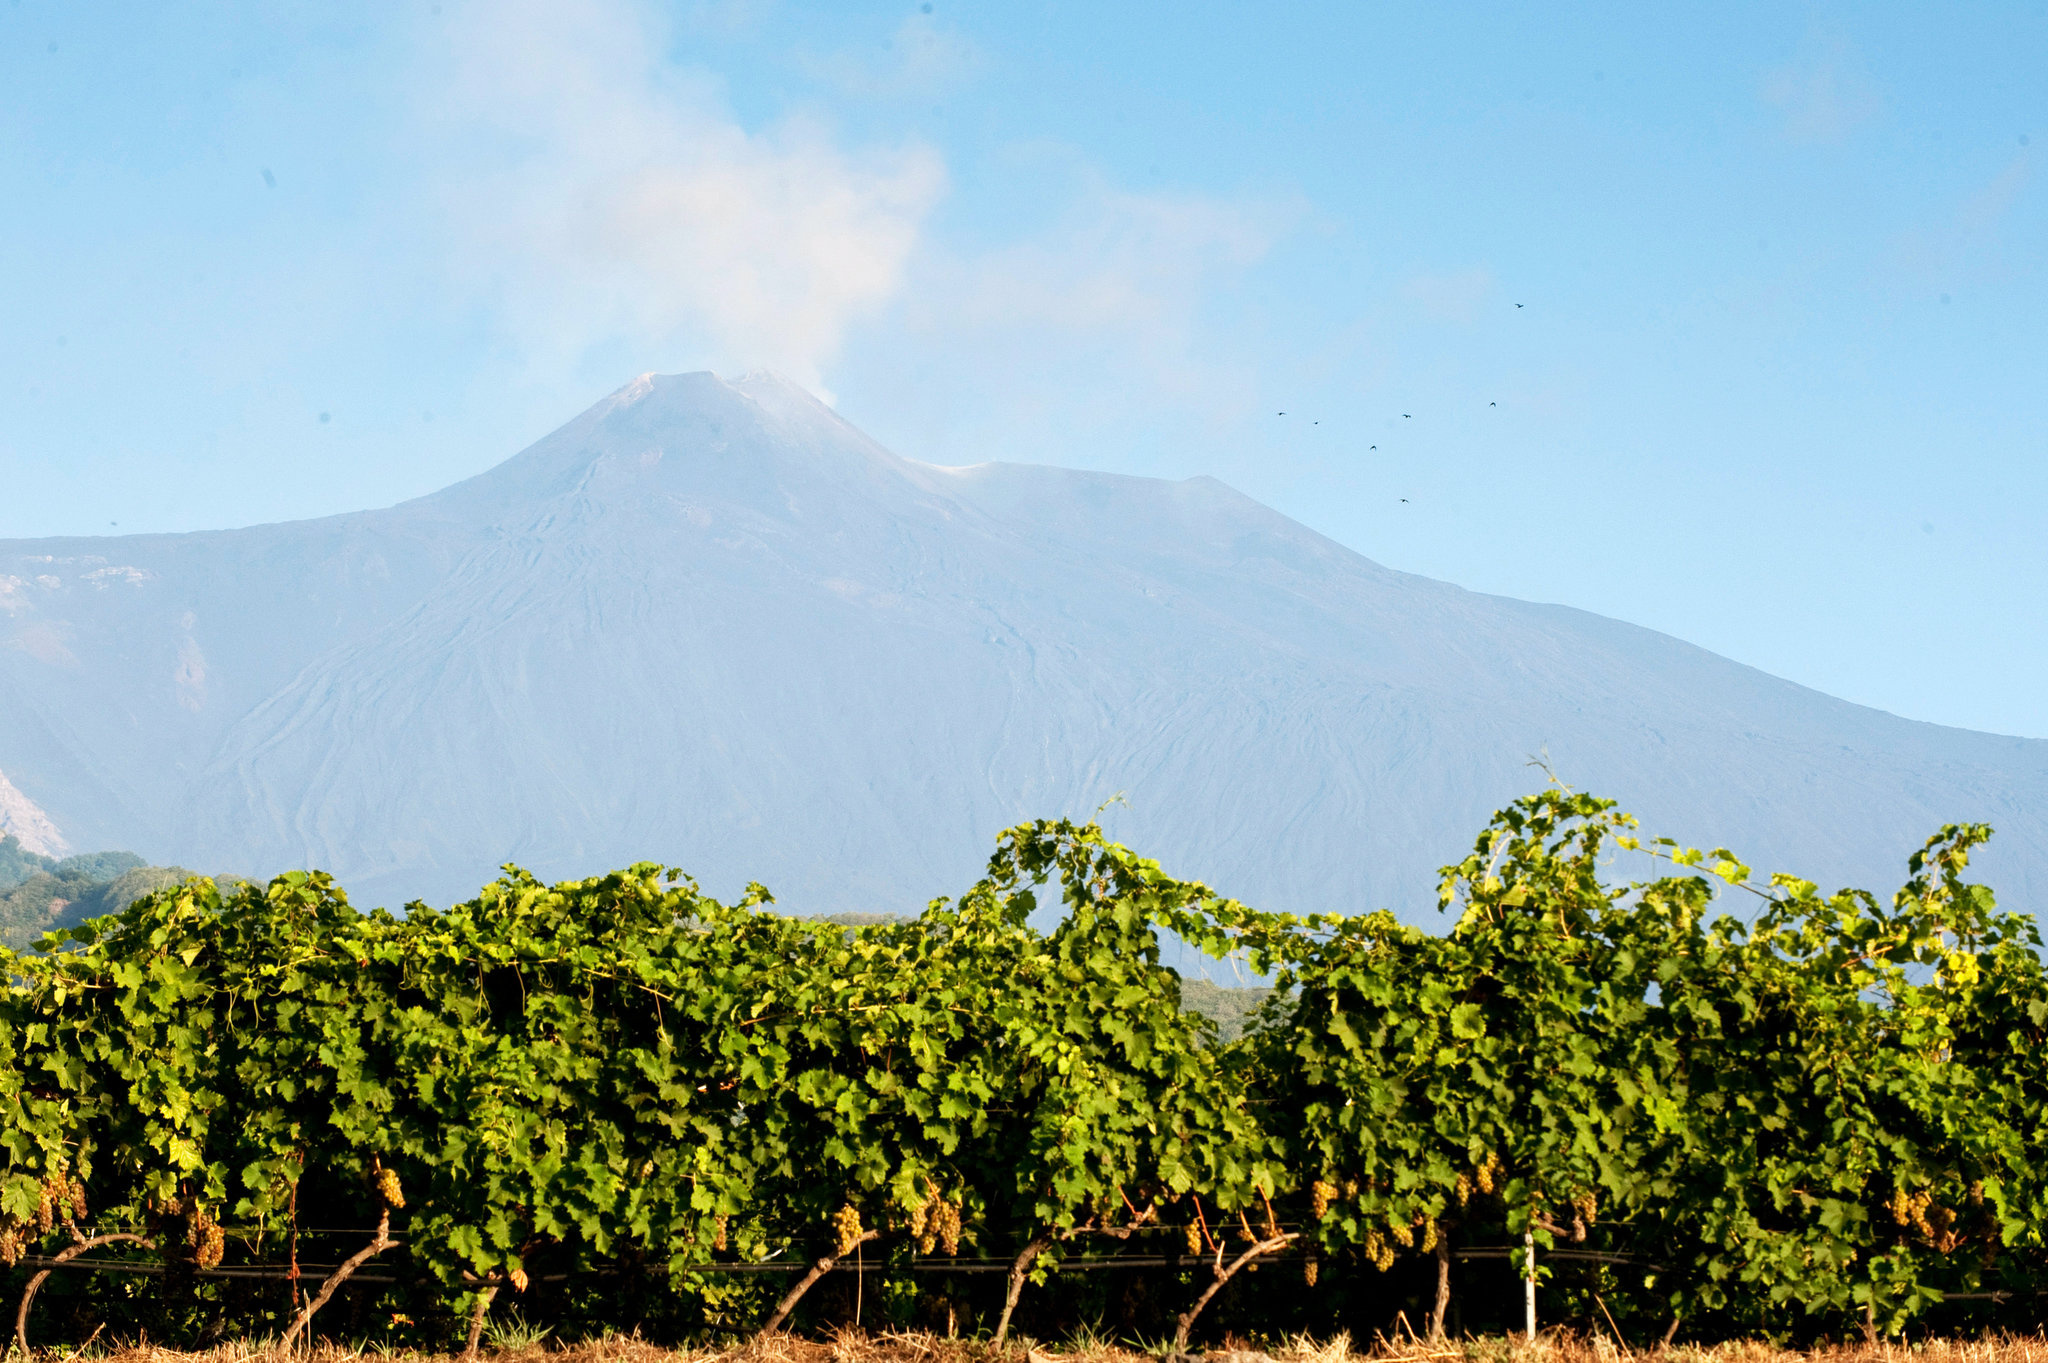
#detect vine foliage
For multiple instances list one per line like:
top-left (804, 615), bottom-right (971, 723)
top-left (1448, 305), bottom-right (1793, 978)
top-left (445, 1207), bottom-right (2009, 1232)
top-left (0, 794), bottom-right (2040, 1346)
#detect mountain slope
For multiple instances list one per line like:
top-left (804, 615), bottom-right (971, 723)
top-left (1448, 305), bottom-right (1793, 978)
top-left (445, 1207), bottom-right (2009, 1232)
top-left (3, 372), bottom-right (2043, 915)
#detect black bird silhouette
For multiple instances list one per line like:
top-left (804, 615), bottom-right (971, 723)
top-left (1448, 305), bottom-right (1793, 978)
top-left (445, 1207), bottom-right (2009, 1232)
top-left (1490, 402), bottom-right (1496, 406)
top-left (1400, 498), bottom-right (1410, 503)
top-left (1403, 413), bottom-right (1411, 418)
top-left (1516, 303), bottom-right (1524, 308)
top-left (1370, 445), bottom-right (1377, 450)
top-left (1278, 411), bottom-right (1285, 416)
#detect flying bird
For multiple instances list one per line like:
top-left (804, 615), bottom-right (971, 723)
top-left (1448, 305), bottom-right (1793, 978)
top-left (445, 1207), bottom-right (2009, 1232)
top-left (1516, 303), bottom-right (1524, 308)
top-left (1490, 402), bottom-right (1496, 406)
top-left (1403, 413), bottom-right (1412, 418)
top-left (1400, 498), bottom-right (1410, 503)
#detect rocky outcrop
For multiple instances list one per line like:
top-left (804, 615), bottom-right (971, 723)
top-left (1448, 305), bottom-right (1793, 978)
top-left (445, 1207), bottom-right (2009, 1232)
top-left (0, 767), bottom-right (65, 859)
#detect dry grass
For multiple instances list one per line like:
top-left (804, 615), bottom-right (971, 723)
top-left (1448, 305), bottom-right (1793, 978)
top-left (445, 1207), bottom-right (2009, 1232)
top-left (46, 1330), bottom-right (2048, 1363)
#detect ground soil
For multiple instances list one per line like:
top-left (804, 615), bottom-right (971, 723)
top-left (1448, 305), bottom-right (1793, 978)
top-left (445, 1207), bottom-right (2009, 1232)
top-left (58, 1330), bottom-right (2048, 1363)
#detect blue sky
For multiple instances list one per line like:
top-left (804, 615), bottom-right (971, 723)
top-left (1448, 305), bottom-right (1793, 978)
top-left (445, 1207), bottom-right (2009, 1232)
top-left (3, 1), bottom-right (2044, 737)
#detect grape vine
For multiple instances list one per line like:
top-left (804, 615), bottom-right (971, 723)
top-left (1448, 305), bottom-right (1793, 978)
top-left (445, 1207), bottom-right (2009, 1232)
top-left (0, 791), bottom-right (2039, 1347)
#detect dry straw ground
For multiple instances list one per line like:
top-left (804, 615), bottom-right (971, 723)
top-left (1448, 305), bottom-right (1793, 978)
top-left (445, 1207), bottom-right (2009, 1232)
top-left (50, 1331), bottom-right (2048, 1363)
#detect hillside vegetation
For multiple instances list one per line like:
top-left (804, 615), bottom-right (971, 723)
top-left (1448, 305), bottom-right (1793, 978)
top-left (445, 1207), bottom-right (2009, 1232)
top-left (0, 791), bottom-right (2041, 1354)
top-left (0, 834), bottom-right (218, 949)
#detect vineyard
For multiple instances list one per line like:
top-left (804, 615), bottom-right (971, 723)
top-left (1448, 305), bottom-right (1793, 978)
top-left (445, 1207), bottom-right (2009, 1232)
top-left (2, 790), bottom-right (2045, 1353)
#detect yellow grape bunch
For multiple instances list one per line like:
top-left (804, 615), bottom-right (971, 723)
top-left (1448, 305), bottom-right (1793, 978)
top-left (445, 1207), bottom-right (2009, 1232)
top-left (831, 1203), bottom-right (865, 1257)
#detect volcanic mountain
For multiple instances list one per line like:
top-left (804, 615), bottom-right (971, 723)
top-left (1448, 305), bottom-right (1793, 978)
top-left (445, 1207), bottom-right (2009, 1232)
top-left (3, 372), bottom-right (2043, 916)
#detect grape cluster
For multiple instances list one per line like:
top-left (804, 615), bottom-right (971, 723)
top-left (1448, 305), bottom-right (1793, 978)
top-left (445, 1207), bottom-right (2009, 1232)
top-left (907, 1181), bottom-right (963, 1254)
top-left (1889, 1187), bottom-right (1961, 1251)
top-left (832, 1202), bottom-right (865, 1256)
top-left (0, 1168), bottom-right (88, 1264)
top-left (184, 1203), bottom-right (225, 1270)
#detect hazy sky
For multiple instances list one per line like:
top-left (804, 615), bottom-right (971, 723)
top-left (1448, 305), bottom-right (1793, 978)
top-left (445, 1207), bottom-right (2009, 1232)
top-left (4, 2), bottom-right (2044, 738)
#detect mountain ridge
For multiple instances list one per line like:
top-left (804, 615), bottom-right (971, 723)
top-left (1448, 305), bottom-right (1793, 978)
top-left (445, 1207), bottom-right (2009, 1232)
top-left (3, 371), bottom-right (2042, 916)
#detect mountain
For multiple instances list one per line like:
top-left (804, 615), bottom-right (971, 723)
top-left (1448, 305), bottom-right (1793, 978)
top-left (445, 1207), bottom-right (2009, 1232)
top-left (2, 372), bottom-right (2044, 918)
top-left (0, 765), bottom-right (67, 857)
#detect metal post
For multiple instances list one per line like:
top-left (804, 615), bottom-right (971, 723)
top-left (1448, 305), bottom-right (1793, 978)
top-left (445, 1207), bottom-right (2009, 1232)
top-left (1523, 1229), bottom-right (1536, 1342)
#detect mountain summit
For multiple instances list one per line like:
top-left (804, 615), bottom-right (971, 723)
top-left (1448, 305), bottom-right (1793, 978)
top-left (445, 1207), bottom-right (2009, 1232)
top-left (3, 373), bottom-right (2044, 914)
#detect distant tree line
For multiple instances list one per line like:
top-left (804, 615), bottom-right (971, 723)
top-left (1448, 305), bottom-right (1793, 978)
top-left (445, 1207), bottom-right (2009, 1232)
top-left (0, 835), bottom-right (221, 951)
top-left (0, 792), bottom-right (2041, 1351)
